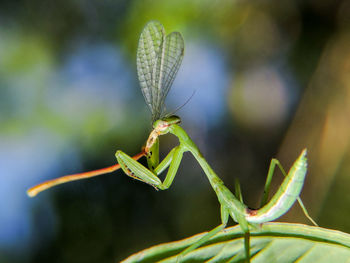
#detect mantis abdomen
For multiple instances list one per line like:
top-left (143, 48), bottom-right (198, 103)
top-left (245, 149), bottom-right (307, 224)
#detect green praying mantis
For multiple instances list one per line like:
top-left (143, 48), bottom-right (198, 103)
top-left (27, 21), bottom-right (317, 262)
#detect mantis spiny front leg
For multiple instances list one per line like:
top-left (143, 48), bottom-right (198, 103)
top-left (115, 146), bottom-right (183, 191)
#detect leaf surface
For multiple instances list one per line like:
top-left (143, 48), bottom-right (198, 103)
top-left (122, 223), bottom-right (350, 263)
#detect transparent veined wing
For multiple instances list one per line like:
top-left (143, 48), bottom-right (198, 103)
top-left (137, 21), bottom-right (165, 118)
top-left (137, 21), bottom-right (184, 122)
top-left (153, 31), bottom-right (184, 121)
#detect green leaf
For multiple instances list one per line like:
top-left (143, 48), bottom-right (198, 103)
top-left (122, 223), bottom-right (350, 263)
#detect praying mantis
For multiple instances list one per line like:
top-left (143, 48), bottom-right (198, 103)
top-left (27, 21), bottom-right (317, 262)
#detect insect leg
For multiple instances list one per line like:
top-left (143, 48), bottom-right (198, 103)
top-left (116, 150), bottom-right (162, 188)
top-left (115, 146), bottom-right (183, 190)
top-left (260, 152), bottom-right (317, 226)
top-left (176, 205), bottom-right (229, 262)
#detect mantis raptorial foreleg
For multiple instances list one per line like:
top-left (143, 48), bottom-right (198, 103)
top-left (261, 158), bottom-right (318, 226)
top-left (115, 146), bottom-right (184, 190)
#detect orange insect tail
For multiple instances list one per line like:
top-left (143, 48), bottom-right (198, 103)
top-left (27, 151), bottom-right (145, 197)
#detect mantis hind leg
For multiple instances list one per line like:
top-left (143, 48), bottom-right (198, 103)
top-left (176, 206), bottom-right (251, 262)
top-left (232, 181), bottom-right (251, 262)
top-left (176, 206), bottom-right (229, 262)
top-left (261, 157), bottom-right (318, 226)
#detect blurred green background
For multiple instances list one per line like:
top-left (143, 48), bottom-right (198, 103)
top-left (1, 0), bottom-right (350, 262)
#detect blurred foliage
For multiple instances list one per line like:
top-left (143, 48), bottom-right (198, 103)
top-left (0, 0), bottom-right (349, 263)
